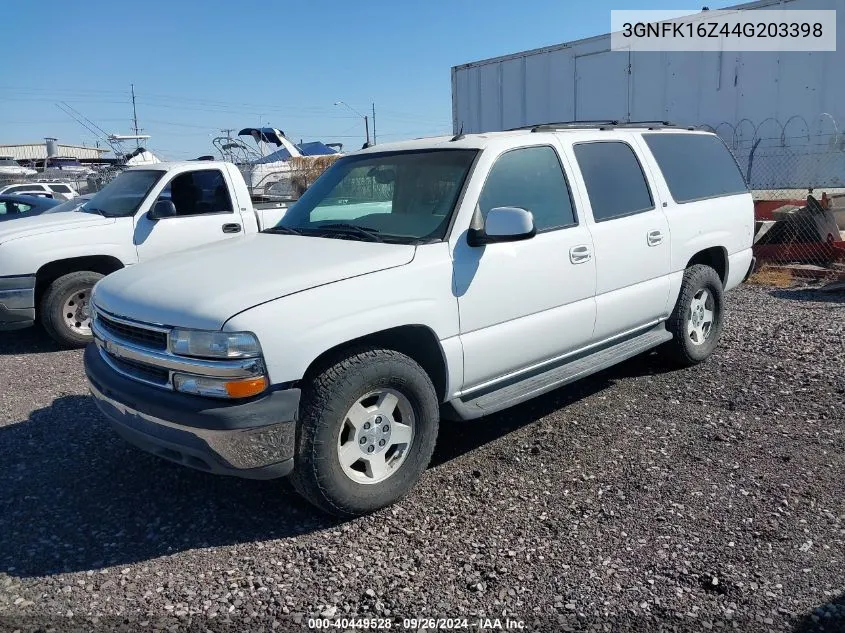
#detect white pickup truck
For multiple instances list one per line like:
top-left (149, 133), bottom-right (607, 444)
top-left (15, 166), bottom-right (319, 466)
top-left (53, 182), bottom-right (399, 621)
top-left (0, 161), bottom-right (286, 346)
top-left (84, 123), bottom-right (756, 517)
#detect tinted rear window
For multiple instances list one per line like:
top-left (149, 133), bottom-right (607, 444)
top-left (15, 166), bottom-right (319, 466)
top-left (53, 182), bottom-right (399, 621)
top-left (643, 133), bottom-right (748, 203)
top-left (573, 141), bottom-right (654, 222)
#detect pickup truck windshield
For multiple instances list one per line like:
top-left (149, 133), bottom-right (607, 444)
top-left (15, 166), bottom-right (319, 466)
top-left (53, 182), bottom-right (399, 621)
top-left (273, 149), bottom-right (478, 243)
top-left (85, 170), bottom-right (164, 218)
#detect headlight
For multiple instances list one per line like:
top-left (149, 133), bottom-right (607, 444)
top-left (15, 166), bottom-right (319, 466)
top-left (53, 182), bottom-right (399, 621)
top-left (169, 329), bottom-right (261, 359)
top-left (173, 373), bottom-right (268, 399)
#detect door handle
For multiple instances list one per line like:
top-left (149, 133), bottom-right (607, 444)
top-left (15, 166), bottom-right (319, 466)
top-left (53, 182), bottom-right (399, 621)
top-left (569, 244), bottom-right (592, 264)
top-left (222, 223), bottom-right (242, 234)
top-left (647, 230), bottom-right (664, 246)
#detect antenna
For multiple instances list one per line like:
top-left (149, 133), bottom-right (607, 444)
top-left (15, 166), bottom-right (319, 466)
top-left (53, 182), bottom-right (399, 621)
top-left (131, 84), bottom-right (141, 149)
top-left (450, 123), bottom-right (465, 142)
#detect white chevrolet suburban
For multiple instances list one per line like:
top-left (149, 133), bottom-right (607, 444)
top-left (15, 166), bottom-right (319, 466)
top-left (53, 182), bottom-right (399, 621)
top-left (0, 161), bottom-right (286, 346)
top-left (83, 123), bottom-right (756, 516)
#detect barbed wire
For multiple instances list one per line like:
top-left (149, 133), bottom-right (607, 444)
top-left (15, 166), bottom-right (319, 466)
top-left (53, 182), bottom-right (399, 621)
top-left (701, 114), bottom-right (845, 276)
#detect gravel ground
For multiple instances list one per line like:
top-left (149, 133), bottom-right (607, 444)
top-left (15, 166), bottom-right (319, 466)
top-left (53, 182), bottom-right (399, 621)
top-left (0, 283), bottom-right (842, 633)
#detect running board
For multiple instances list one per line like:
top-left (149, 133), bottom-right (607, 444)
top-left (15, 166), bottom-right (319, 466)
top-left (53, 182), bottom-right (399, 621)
top-left (449, 325), bottom-right (673, 420)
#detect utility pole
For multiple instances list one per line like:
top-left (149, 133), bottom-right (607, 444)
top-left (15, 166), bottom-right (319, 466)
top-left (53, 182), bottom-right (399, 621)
top-left (372, 103), bottom-right (377, 145)
top-left (131, 83), bottom-right (141, 148)
top-left (220, 129), bottom-right (235, 161)
top-left (334, 101), bottom-right (370, 146)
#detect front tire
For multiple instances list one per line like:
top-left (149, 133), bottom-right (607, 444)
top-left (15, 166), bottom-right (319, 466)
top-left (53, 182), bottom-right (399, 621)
top-left (39, 271), bottom-right (102, 348)
top-left (290, 348), bottom-right (440, 517)
top-left (662, 264), bottom-right (724, 367)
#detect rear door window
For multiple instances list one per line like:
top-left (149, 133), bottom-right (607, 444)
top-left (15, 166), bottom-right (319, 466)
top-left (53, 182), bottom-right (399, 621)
top-left (643, 133), bottom-right (748, 203)
top-left (49, 184), bottom-right (72, 193)
top-left (573, 141), bottom-right (654, 222)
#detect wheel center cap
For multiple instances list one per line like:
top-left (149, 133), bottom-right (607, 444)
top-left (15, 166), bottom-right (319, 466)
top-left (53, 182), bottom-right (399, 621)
top-left (358, 416), bottom-right (391, 454)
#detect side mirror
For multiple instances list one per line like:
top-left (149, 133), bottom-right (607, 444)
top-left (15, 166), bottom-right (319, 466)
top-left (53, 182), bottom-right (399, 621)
top-left (467, 206), bottom-right (536, 247)
top-left (148, 199), bottom-right (177, 221)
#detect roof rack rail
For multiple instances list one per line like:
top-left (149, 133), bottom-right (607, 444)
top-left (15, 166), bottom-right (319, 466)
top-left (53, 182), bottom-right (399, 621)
top-left (510, 120), bottom-right (699, 133)
top-left (615, 120), bottom-right (691, 130)
top-left (512, 120), bottom-right (620, 132)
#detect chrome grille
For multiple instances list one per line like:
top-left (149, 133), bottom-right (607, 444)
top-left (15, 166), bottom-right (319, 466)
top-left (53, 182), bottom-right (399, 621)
top-left (105, 353), bottom-right (170, 386)
top-left (91, 304), bottom-right (265, 394)
top-left (97, 312), bottom-right (168, 350)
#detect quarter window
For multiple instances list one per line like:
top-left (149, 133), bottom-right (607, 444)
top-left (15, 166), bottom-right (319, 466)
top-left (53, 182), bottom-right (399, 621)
top-left (643, 133), bottom-right (748, 203)
top-left (479, 146), bottom-right (576, 231)
top-left (573, 142), bottom-right (654, 222)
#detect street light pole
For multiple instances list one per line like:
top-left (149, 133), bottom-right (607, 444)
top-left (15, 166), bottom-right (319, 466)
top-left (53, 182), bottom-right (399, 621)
top-left (334, 101), bottom-right (370, 145)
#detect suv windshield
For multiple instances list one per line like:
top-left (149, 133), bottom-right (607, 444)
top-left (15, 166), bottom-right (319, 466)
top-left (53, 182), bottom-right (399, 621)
top-left (84, 170), bottom-right (163, 217)
top-left (272, 149), bottom-right (477, 243)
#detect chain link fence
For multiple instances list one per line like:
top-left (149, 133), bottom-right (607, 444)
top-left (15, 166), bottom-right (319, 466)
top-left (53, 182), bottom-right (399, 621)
top-left (702, 116), bottom-right (845, 280)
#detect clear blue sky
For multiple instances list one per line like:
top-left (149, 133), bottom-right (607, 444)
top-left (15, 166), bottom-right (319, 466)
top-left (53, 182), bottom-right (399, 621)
top-left (1, 0), bottom-right (734, 159)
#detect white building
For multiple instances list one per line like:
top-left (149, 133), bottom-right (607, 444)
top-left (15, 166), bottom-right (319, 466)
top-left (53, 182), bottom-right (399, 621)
top-left (0, 142), bottom-right (109, 161)
top-left (451, 0), bottom-right (845, 189)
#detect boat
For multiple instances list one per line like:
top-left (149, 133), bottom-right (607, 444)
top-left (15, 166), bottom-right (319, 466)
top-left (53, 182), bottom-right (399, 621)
top-left (122, 146), bottom-right (161, 166)
top-left (40, 156), bottom-right (94, 178)
top-left (0, 156), bottom-right (36, 180)
top-left (214, 127), bottom-right (342, 201)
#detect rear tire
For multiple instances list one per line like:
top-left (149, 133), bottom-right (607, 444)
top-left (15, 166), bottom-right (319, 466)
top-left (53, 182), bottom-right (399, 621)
top-left (39, 271), bottom-right (102, 348)
top-left (290, 348), bottom-right (439, 517)
top-left (662, 264), bottom-right (724, 367)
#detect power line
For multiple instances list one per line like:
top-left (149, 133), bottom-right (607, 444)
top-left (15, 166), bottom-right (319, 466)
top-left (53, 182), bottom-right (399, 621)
top-left (0, 85), bottom-right (448, 123)
top-left (59, 102), bottom-right (112, 139)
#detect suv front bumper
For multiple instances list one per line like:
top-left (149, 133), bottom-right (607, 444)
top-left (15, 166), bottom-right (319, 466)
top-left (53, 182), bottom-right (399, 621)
top-left (0, 275), bottom-right (36, 331)
top-left (84, 344), bottom-right (300, 479)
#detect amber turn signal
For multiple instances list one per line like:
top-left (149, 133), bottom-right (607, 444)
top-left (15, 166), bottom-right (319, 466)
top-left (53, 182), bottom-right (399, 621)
top-left (224, 376), bottom-right (269, 399)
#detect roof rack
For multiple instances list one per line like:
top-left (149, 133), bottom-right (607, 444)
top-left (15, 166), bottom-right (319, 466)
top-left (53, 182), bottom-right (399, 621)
top-left (617, 120), bottom-right (674, 128)
top-left (512, 120), bottom-right (692, 133)
top-left (616, 120), bottom-right (695, 130)
top-left (508, 120), bottom-right (619, 132)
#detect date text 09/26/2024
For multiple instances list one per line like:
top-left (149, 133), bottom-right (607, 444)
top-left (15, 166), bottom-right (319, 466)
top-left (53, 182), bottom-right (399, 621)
top-left (307, 617), bottom-right (527, 630)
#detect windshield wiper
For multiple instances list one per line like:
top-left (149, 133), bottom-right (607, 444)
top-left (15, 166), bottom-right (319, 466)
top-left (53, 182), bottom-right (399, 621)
top-left (316, 223), bottom-right (384, 242)
top-left (82, 207), bottom-right (105, 216)
top-left (263, 226), bottom-right (305, 235)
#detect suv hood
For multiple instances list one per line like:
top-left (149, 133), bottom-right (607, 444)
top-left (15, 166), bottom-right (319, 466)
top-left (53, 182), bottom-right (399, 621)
top-left (94, 233), bottom-right (416, 330)
top-left (0, 211), bottom-right (114, 244)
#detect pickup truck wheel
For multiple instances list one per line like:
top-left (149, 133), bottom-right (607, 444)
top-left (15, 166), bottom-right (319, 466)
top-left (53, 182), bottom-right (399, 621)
top-left (662, 264), bottom-right (724, 367)
top-left (39, 271), bottom-right (103, 348)
top-left (291, 348), bottom-right (439, 517)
